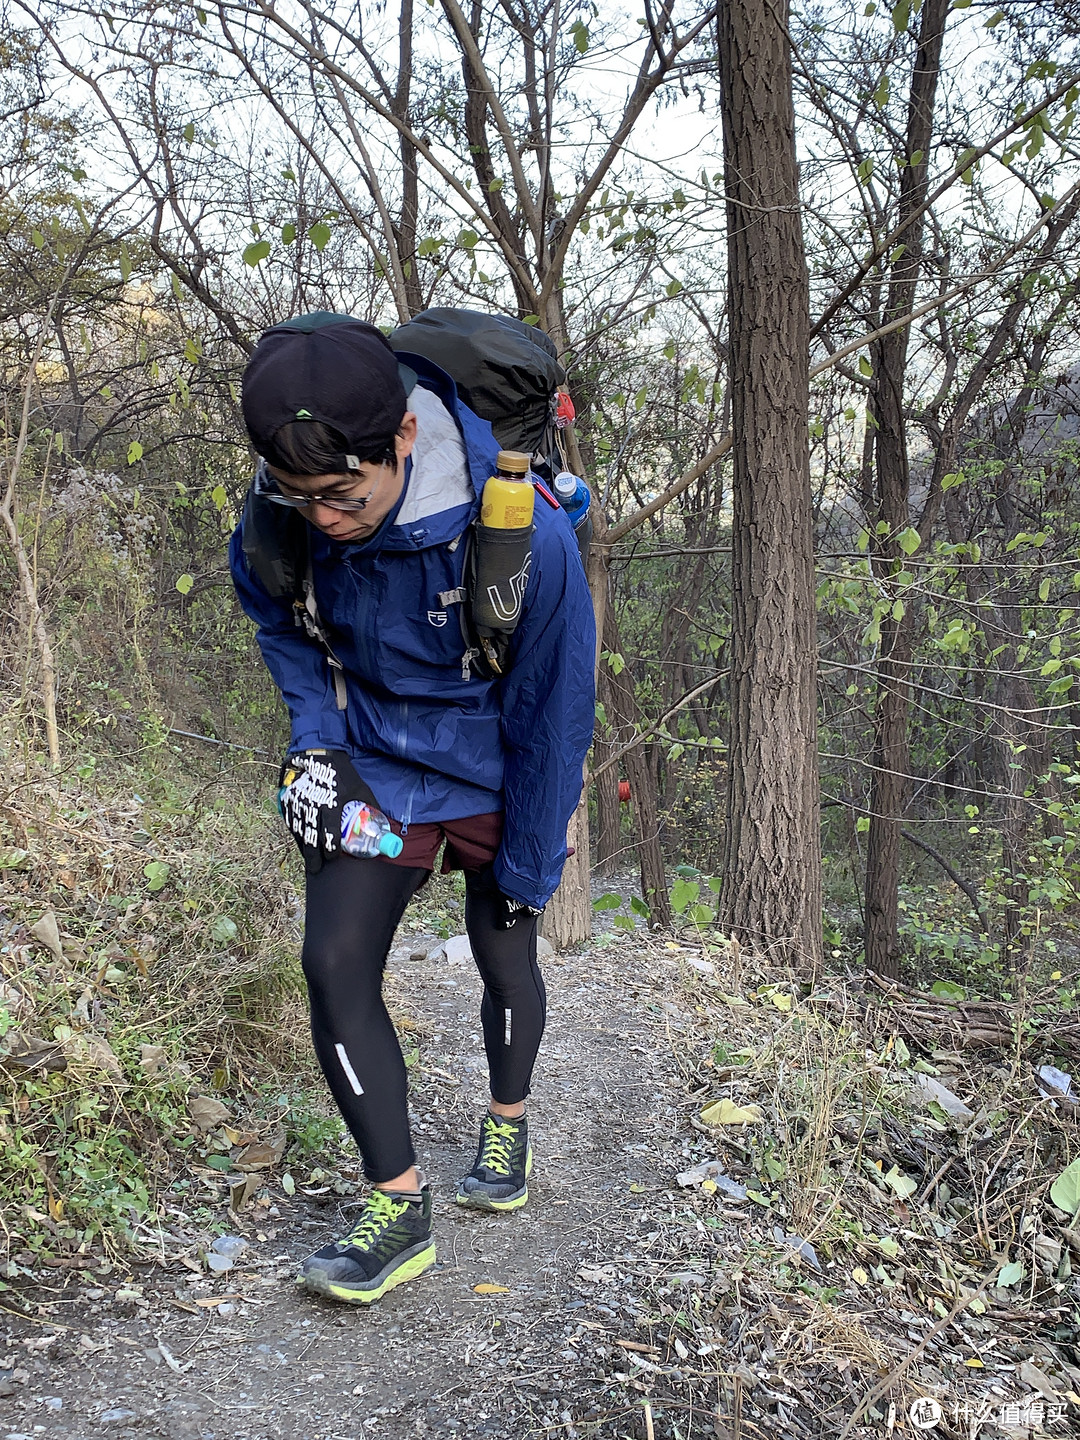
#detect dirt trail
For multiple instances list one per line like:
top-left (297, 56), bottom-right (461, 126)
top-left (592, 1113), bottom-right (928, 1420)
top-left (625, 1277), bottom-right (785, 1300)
top-left (1, 934), bottom-right (683, 1439)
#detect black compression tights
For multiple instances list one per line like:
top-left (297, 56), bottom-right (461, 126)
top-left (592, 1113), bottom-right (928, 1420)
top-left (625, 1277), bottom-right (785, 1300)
top-left (301, 857), bottom-right (547, 1183)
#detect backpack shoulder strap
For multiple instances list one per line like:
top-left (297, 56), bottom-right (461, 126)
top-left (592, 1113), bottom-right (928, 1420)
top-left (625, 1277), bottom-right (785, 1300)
top-left (297, 546), bottom-right (348, 711)
top-left (242, 483), bottom-right (348, 710)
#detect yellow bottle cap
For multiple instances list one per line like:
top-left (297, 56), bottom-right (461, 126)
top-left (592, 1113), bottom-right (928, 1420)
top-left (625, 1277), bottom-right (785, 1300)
top-left (496, 450), bottom-right (530, 477)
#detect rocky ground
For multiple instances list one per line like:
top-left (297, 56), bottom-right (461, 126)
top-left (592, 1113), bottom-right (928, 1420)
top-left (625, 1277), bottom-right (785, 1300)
top-left (0, 927), bottom-right (690, 1439)
top-left (3, 911), bottom-right (1079, 1440)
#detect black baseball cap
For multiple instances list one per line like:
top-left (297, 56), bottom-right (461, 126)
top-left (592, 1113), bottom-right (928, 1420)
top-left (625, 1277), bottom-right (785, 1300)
top-left (241, 311), bottom-right (418, 471)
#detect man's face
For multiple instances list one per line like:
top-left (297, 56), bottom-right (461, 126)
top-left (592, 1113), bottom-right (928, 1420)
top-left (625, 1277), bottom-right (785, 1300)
top-left (267, 412), bottom-right (417, 543)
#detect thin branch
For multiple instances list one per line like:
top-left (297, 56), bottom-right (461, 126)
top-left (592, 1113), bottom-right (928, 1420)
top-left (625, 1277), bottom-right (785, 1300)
top-left (811, 71), bottom-right (1080, 340)
top-left (591, 672), bottom-right (723, 781)
top-left (900, 828), bottom-right (989, 934)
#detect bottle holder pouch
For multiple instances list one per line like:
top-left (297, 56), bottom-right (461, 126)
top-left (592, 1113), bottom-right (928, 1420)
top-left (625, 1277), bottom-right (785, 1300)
top-left (471, 523), bottom-right (533, 634)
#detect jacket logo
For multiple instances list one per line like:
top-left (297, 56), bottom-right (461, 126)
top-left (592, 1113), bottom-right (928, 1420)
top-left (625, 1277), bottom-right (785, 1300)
top-left (427, 610), bottom-right (448, 627)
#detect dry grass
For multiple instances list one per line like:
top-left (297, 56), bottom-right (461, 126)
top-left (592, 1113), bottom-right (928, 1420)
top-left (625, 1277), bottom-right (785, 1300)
top-left (583, 930), bottom-right (1080, 1438)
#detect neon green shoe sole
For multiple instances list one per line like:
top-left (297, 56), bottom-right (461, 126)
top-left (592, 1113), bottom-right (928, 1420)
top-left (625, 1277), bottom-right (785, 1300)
top-left (456, 1147), bottom-right (533, 1212)
top-left (300, 1239), bottom-right (436, 1305)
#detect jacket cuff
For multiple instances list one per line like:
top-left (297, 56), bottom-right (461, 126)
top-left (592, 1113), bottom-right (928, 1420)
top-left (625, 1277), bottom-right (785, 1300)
top-left (492, 857), bottom-right (551, 912)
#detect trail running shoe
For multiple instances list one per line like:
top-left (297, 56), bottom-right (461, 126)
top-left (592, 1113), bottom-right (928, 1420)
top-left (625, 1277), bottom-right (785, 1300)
top-left (299, 1186), bottom-right (435, 1304)
top-left (456, 1112), bottom-right (532, 1212)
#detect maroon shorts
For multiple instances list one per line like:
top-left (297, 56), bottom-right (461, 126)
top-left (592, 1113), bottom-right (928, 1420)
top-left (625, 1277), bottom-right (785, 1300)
top-left (383, 812), bottom-right (503, 874)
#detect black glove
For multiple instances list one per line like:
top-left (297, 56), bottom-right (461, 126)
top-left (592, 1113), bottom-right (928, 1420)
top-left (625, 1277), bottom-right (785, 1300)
top-left (278, 748), bottom-right (377, 873)
top-left (499, 896), bottom-right (545, 931)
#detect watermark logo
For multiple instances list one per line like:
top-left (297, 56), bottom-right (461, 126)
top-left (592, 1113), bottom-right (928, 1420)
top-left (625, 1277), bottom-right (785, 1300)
top-left (909, 1398), bottom-right (943, 1431)
top-left (906, 1396), bottom-right (1068, 1433)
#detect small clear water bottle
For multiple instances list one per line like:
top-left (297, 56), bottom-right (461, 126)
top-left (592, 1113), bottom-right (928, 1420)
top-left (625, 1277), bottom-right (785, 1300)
top-left (341, 800), bottom-right (404, 859)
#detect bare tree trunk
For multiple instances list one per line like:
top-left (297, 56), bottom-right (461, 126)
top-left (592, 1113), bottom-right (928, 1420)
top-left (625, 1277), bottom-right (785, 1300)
top-left (392, 0), bottom-right (423, 316)
top-left (603, 610), bottom-right (673, 928)
top-left (593, 721), bottom-right (622, 875)
top-left (3, 338), bottom-right (61, 768)
top-left (863, 0), bottom-right (949, 978)
top-left (717, 0), bottom-right (821, 972)
top-left (541, 424), bottom-right (605, 947)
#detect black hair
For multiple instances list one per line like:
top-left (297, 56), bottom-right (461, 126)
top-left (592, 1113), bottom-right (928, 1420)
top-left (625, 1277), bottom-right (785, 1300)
top-left (271, 419), bottom-right (398, 475)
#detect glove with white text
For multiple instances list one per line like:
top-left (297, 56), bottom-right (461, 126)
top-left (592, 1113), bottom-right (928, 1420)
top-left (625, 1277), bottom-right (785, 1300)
top-left (278, 748), bottom-right (377, 874)
top-left (499, 896), bottom-right (545, 931)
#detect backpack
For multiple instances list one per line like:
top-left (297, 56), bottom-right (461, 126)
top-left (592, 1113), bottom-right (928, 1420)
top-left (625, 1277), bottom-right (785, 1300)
top-left (241, 308), bottom-right (579, 696)
top-left (389, 308), bottom-right (565, 458)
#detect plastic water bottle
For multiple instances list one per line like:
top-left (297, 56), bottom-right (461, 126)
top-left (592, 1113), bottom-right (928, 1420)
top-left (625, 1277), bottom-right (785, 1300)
top-left (553, 471), bottom-right (590, 525)
top-left (341, 800), bottom-right (404, 858)
top-left (552, 471), bottom-right (592, 559)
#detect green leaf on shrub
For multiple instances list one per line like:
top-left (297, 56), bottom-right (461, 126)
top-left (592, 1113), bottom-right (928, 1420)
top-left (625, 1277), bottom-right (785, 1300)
top-left (629, 895), bottom-right (651, 919)
top-left (176, 573), bottom-right (194, 595)
top-left (243, 240), bottom-right (271, 267)
top-left (210, 915), bottom-right (238, 945)
top-left (592, 893), bottom-right (622, 911)
top-left (612, 915), bottom-right (635, 932)
top-left (127, 440), bottom-right (143, 464)
top-left (671, 877), bottom-right (699, 914)
top-left (144, 861), bottom-right (171, 892)
top-left (931, 979), bottom-right (965, 1000)
top-left (308, 222), bottom-right (332, 252)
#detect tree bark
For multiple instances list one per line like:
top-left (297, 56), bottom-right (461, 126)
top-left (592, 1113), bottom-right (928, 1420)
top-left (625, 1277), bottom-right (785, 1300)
top-left (392, 0), bottom-right (423, 316)
top-left (592, 721), bottom-right (622, 875)
top-left (864, 0), bottom-right (949, 979)
top-left (604, 610), bottom-right (673, 928)
top-left (717, 0), bottom-right (821, 972)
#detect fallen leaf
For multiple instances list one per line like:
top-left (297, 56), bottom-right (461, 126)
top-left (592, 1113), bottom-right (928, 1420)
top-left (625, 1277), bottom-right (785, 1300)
top-left (62, 1034), bottom-right (123, 1079)
top-left (770, 992), bottom-right (792, 1013)
top-left (281, 1173), bottom-right (296, 1196)
top-left (229, 1174), bottom-right (260, 1211)
top-left (700, 1098), bottom-right (763, 1126)
top-left (473, 1283), bottom-right (511, 1294)
top-left (30, 909), bottom-right (64, 961)
top-left (997, 1260), bottom-right (1024, 1287)
top-left (0, 1034), bottom-right (68, 1073)
top-left (883, 1165), bottom-right (917, 1200)
top-left (1050, 1157), bottom-right (1080, 1216)
top-left (577, 1266), bottom-right (616, 1284)
top-left (963, 1357), bottom-right (984, 1368)
top-left (235, 1131), bottom-right (286, 1172)
top-left (1019, 1359), bottom-right (1059, 1401)
top-left (136, 1045), bottom-right (167, 1079)
top-left (189, 1096), bottom-right (231, 1132)
top-left (852, 1266), bottom-right (868, 1285)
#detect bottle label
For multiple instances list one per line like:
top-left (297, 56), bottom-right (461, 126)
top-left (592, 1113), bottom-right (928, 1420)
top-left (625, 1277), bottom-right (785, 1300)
top-left (341, 799), bottom-right (379, 852)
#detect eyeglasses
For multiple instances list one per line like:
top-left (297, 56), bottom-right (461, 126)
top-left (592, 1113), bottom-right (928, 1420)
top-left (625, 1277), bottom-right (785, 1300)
top-left (254, 457), bottom-right (382, 513)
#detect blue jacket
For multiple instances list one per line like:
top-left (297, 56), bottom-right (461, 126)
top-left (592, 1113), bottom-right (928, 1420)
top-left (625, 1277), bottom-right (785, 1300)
top-left (229, 356), bottom-right (596, 909)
